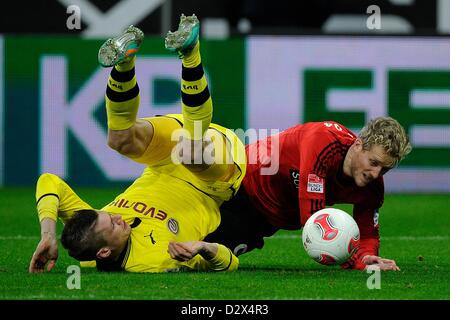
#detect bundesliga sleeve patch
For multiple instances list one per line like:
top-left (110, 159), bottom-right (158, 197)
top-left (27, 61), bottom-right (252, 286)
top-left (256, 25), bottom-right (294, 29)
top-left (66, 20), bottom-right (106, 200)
top-left (307, 174), bottom-right (324, 193)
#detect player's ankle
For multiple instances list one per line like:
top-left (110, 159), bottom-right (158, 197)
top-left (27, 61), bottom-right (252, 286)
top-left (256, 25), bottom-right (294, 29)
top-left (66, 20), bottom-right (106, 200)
top-left (182, 42), bottom-right (201, 68)
top-left (116, 57), bottom-right (136, 72)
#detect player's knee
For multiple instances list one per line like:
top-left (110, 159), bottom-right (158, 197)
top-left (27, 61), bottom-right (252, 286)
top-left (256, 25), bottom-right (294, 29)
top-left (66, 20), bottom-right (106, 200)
top-left (177, 138), bottom-right (208, 167)
top-left (107, 130), bottom-right (134, 154)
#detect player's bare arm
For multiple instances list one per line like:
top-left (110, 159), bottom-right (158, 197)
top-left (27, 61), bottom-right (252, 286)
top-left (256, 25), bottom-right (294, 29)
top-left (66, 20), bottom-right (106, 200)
top-left (29, 218), bottom-right (58, 273)
top-left (29, 173), bottom-right (94, 273)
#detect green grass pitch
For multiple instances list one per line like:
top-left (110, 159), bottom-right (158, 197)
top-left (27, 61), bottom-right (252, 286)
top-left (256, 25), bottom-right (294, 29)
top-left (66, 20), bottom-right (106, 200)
top-left (0, 187), bottom-right (449, 300)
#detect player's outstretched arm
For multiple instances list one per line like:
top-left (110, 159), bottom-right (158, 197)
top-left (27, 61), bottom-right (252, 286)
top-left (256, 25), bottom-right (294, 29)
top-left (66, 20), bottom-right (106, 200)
top-left (29, 218), bottom-right (58, 273)
top-left (29, 173), bottom-right (93, 273)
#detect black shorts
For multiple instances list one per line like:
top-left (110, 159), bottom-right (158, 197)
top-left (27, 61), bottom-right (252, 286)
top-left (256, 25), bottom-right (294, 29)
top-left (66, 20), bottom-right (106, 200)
top-left (204, 186), bottom-right (279, 256)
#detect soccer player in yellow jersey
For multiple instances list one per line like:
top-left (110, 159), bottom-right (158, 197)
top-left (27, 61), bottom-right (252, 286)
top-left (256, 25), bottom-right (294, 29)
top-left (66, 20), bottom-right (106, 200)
top-left (29, 14), bottom-right (246, 273)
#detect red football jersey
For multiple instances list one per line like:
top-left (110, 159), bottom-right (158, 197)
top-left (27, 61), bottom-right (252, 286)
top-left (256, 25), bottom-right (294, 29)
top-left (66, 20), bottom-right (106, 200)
top-left (243, 121), bottom-right (382, 269)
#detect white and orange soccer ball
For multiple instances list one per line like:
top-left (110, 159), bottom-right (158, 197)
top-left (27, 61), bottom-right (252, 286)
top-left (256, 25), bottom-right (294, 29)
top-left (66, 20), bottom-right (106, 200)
top-left (302, 208), bottom-right (360, 265)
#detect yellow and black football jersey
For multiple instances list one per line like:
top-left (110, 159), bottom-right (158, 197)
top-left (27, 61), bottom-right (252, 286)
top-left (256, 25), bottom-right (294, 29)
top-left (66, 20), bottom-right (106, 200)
top-left (35, 114), bottom-right (246, 272)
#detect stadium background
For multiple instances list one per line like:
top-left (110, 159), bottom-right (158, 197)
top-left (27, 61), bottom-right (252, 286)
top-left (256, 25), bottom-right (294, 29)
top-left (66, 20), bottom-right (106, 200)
top-left (0, 0), bottom-right (449, 192)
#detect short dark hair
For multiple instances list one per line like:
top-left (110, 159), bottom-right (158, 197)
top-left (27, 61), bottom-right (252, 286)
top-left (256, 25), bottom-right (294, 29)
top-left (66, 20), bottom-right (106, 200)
top-left (61, 209), bottom-right (107, 261)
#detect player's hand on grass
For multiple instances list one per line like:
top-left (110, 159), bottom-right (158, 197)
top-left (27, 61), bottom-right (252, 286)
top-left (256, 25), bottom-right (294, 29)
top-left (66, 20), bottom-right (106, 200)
top-left (29, 233), bottom-right (58, 273)
top-left (168, 241), bottom-right (217, 262)
top-left (362, 255), bottom-right (400, 271)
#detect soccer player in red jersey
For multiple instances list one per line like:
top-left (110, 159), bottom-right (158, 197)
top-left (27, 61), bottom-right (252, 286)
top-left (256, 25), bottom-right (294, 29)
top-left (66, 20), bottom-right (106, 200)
top-left (205, 117), bottom-right (412, 271)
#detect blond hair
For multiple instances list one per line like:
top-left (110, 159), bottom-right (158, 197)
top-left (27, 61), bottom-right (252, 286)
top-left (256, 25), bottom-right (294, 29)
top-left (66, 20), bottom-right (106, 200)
top-left (359, 117), bottom-right (412, 167)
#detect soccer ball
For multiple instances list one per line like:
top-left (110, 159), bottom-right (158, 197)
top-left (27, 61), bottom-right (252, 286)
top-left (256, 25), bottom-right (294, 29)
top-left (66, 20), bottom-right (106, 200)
top-left (302, 208), bottom-right (360, 265)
